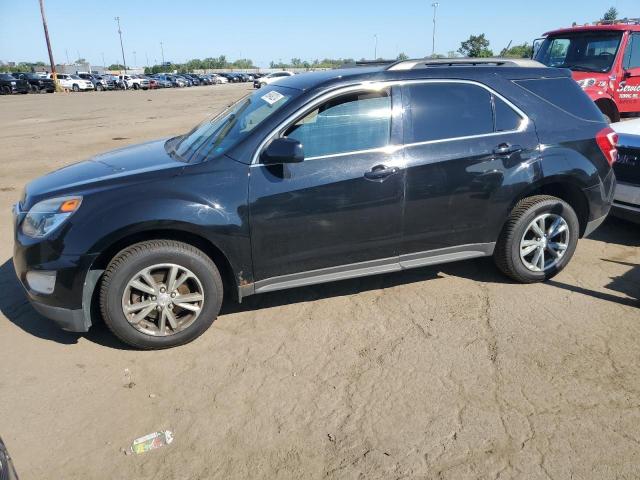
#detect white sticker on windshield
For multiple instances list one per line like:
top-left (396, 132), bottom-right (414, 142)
top-left (261, 91), bottom-right (285, 105)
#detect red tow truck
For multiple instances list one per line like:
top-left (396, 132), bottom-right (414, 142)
top-left (534, 20), bottom-right (640, 122)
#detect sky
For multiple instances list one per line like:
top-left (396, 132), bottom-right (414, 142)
top-left (0, 0), bottom-right (637, 68)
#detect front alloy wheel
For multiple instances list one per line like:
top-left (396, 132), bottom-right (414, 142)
top-left (122, 263), bottom-right (204, 336)
top-left (100, 240), bottom-right (223, 349)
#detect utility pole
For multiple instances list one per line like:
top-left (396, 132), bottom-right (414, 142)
top-left (114, 16), bottom-right (127, 73)
top-left (160, 41), bottom-right (165, 64)
top-left (145, 52), bottom-right (149, 68)
top-left (431, 2), bottom-right (439, 57)
top-left (374, 34), bottom-right (378, 60)
top-left (38, 0), bottom-right (60, 91)
top-left (133, 51), bottom-right (137, 68)
top-left (101, 52), bottom-right (106, 69)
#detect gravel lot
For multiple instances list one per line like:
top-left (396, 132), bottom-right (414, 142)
top-left (0, 85), bottom-right (638, 480)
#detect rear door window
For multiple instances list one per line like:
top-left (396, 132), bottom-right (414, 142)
top-left (403, 82), bottom-right (522, 143)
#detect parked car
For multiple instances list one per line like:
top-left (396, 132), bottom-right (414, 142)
top-left (13, 58), bottom-right (616, 348)
top-left (611, 119), bottom-right (640, 222)
top-left (212, 74), bottom-right (228, 84)
top-left (184, 74), bottom-right (201, 86)
top-left (152, 75), bottom-right (173, 88)
top-left (50, 73), bottom-right (94, 92)
top-left (0, 73), bottom-right (30, 94)
top-left (254, 71), bottom-right (294, 88)
top-left (12, 72), bottom-right (55, 93)
top-left (77, 73), bottom-right (110, 91)
top-left (118, 74), bottom-right (150, 90)
top-left (534, 20), bottom-right (640, 122)
top-left (176, 75), bottom-right (194, 87)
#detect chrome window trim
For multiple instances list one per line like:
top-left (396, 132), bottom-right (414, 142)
top-left (250, 79), bottom-right (530, 166)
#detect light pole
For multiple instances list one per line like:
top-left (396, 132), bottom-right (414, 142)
top-left (160, 41), bottom-right (165, 65)
top-left (38, 0), bottom-right (60, 91)
top-left (133, 51), bottom-right (137, 67)
top-left (374, 34), bottom-right (378, 60)
top-left (431, 2), bottom-right (439, 57)
top-left (114, 16), bottom-right (127, 73)
top-left (101, 52), bottom-right (105, 69)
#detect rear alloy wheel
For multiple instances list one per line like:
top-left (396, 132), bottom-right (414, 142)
top-left (494, 195), bottom-right (580, 283)
top-left (100, 240), bottom-right (223, 349)
top-left (72, 84), bottom-right (80, 92)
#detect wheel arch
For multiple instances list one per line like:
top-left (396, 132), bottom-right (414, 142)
top-left (509, 177), bottom-right (590, 237)
top-left (90, 228), bottom-right (239, 302)
top-left (594, 97), bottom-right (620, 123)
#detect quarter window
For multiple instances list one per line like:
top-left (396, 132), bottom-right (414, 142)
top-left (494, 96), bottom-right (523, 132)
top-left (284, 89), bottom-right (392, 158)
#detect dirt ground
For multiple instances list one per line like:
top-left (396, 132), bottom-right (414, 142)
top-left (0, 85), bottom-right (639, 480)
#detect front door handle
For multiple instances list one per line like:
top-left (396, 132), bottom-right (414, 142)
top-left (493, 143), bottom-right (523, 155)
top-left (364, 164), bottom-right (400, 181)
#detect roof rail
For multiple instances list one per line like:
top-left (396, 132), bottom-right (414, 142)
top-left (387, 57), bottom-right (546, 71)
top-left (341, 59), bottom-right (396, 68)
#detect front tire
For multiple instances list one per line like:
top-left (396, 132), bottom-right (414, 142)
top-left (494, 195), bottom-right (580, 283)
top-left (100, 240), bottom-right (223, 349)
top-left (72, 84), bottom-right (79, 92)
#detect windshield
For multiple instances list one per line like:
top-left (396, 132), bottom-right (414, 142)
top-left (70, 75), bottom-right (81, 79)
top-left (169, 85), bottom-right (297, 162)
top-left (535, 31), bottom-right (623, 73)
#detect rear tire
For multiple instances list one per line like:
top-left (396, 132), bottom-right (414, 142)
top-left (72, 84), bottom-right (79, 92)
top-left (100, 240), bottom-right (223, 349)
top-left (494, 195), bottom-right (580, 283)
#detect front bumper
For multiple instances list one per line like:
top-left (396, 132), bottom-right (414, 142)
top-left (12, 208), bottom-right (101, 332)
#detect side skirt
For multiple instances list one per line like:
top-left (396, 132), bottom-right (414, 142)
top-left (238, 243), bottom-right (495, 300)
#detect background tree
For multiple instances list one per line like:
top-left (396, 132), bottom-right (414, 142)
top-left (500, 42), bottom-right (533, 58)
top-left (396, 52), bottom-right (409, 61)
top-left (458, 34), bottom-right (493, 58)
top-left (108, 63), bottom-right (125, 70)
top-left (602, 7), bottom-right (618, 22)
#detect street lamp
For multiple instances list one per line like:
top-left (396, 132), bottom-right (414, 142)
top-left (160, 41), bottom-right (165, 65)
top-left (114, 16), bottom-right (127, 73)
top-left (133, 51), bottom-right (137, 68)
top-left (431, 2), bottom-right (439, 57)
top-left (374, 34), bottom-right (378, 60)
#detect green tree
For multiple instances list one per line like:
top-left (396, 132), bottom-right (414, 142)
top-left (396, 52), bottom-right (409, 61)
top-left (458, 34), bottom-right (494, 58)
top-left (75, 58), bottom-right (87, 64)
top-left (501, 42), bottom-right (533, 58)
top-left (602, 7), bottom-right (618, 22)
top-left (108, 63), bottom-right (125, 70)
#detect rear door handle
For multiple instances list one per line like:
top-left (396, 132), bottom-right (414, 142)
top-left (364, 164), bottom-right (400, 181)
top-left (493, 143), bottom-right (523, 155)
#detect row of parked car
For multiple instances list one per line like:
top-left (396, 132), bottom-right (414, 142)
top-left (0, 70), bottom-right (280, 94)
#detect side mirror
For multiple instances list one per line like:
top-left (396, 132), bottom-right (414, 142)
top-left (261, 138), bottom-right (304, 165)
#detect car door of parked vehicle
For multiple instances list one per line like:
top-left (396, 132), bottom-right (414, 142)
top-left (618, 32), bottom-right (640, 113)
top-left (248, 86), bottom-right (405, 284)
top-left (399, 80), bottom-right (539, 258)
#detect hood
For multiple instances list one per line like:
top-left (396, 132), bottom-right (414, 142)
top-left (24, 138), bottom-right (184, 206)
top-left (570, 71), bottom-right (612, 92)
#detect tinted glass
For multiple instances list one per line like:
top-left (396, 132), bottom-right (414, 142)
top-left (494, 96), bottom-right (523, 132)
top-left (171, 85), bottom-right (297, 162)
top-left (515, 78), bottom-right (604, 122)
top-left (405, 83), bottom-right (493, 143)
top-left (624, 34), bottom-right (640, 69)
top-left (284, 90), bottom-right (391, 158)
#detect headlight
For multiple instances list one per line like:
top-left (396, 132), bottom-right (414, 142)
top-left (21, 196), bottom-right (82, 238)
top-left (10, 81), bottom-right (16, 85)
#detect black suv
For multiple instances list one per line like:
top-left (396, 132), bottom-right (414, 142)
top-left (12, 72), bottom-right (55, 93)
top-left (0, 73), bottom-right (29, 94)
top-left (13, 58), bottom-right (616, 349)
